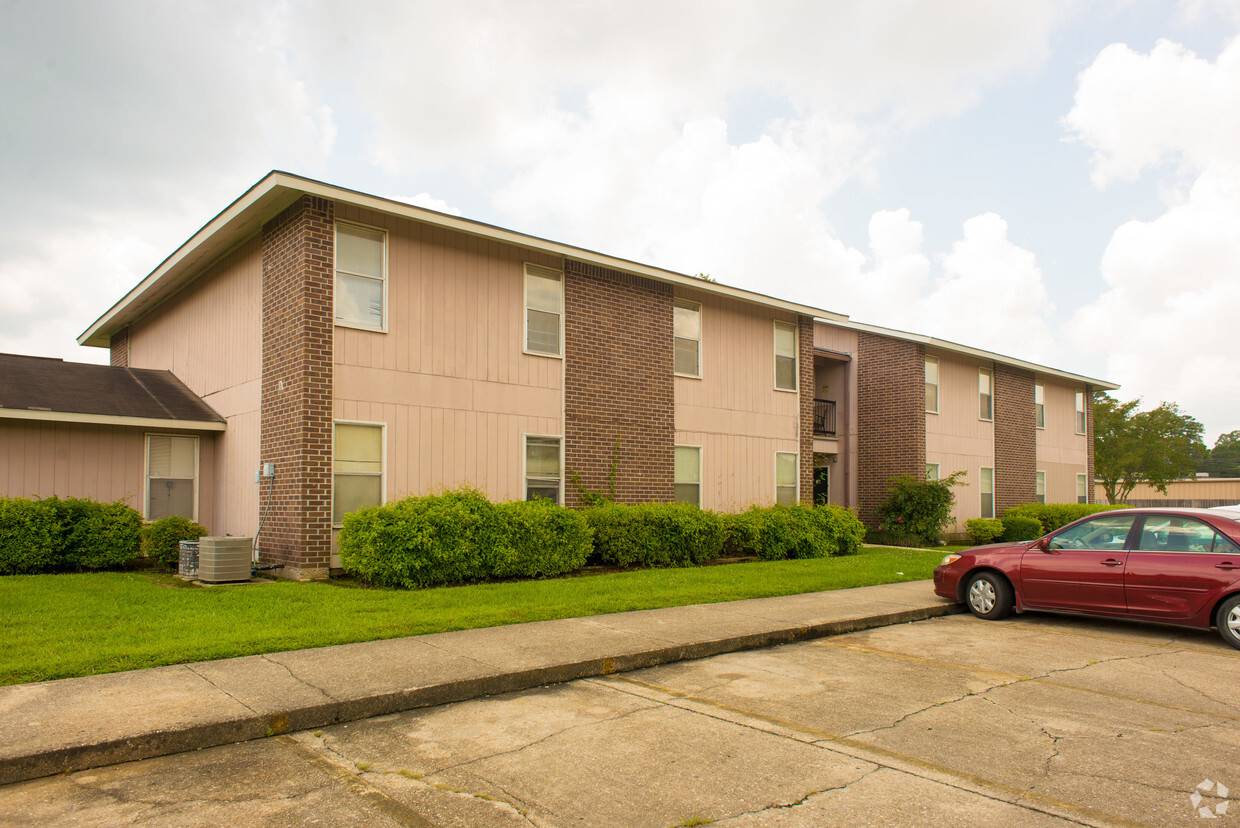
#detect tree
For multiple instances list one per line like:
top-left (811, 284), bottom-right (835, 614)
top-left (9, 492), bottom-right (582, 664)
top-left (1093, 393), bottom-right (1206, 504)
top-left (1199, 430), bottom-right (1240, 478)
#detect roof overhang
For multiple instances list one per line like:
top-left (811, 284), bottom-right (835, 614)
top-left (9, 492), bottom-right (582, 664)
top-left (0, 408), bottom-right (226, 431)
top-left (79, 171), bottom-right (848, 348)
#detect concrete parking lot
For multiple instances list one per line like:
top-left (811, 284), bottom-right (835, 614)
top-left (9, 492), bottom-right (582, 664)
top-left (2, 612), bottom-right (1236, 827)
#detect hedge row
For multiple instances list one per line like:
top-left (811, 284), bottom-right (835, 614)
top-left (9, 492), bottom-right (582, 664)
top-left (1002, 502), bottom-right (1127, 534)
top-left (0, 496), bottom-right (143, 575)
top-left (339, 489), bottom-right (866, 589)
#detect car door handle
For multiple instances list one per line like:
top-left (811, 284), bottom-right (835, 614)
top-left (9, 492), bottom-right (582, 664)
top-left (1216, 562), bottom-right (1239, 571)
top-left (1101, 559), bottom-right (1124, 567)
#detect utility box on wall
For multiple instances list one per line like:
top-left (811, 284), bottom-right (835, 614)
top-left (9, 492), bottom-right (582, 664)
top-left (197, 537), bottom-right (251, 583)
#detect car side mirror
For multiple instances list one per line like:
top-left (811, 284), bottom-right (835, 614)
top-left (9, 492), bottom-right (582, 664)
top-left (1033, 537), bottom-right (1049, 552)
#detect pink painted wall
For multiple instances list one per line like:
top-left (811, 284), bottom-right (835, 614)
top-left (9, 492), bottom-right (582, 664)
top-left (1036, 378), bottom-right (1089, 504)
top-left (926, 350), bottom-right (995, 531)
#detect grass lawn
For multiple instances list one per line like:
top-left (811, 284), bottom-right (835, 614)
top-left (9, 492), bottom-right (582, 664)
top-left (0, 545), bottom-right (958, 686)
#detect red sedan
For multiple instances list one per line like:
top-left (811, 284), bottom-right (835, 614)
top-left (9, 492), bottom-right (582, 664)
top-left (934, 507), bottom-right (1240, 649)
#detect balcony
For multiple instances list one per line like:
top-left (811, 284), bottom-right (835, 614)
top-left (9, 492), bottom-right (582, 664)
top-left (813, 398), bottom-right (837, 437)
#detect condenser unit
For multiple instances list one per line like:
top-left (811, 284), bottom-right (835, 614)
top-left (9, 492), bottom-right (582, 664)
top-left (197, 537), bottom-right (252, 583)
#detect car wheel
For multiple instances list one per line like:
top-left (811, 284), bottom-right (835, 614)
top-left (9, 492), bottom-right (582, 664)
top-left (1218, 595), bottom-right (1240, 651)
top-left (965, 572), bottom-right (1013, 620)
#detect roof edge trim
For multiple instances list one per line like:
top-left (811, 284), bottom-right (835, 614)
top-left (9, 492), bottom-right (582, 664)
top-left (0, 408), bottom-right (227, 431)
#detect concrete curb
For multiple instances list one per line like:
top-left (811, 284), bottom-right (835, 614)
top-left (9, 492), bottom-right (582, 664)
top-left (0, 601), bottom-right (962, 785)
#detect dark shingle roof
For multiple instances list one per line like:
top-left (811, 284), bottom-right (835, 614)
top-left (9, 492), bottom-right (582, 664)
top-left (0, 353), bottom-right (224, 425)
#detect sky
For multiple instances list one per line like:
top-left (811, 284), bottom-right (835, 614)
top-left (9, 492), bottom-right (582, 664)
top-left (1, 0), bottom-right (1238, 444)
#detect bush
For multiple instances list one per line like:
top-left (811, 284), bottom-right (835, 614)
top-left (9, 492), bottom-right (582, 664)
top-left (0, 497), bottom-right (61, 575)
top-left (724, 505), bottom-right (864, 560)
top-left (142, 515), bottom-right (209, 569)
top-left (52, 497), bottom-right (142, 571)
top-left (493, 499), bottom-right (592, 579)
top-left (964, 518), bottom-right (1004, 545)
top-left (585, 502), bottom-right (724, 568)
top-left (874, 472), bottom-right (964, 547)
top-left (1003, 502), bottom-right (1127, 534)
top-left (999, 515), bottom-right (1044, 542)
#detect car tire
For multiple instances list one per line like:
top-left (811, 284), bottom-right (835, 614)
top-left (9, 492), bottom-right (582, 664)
top-left (964, 571), bottom-right (1014, 620)
top-left (1217, 595), bottom-right (1240, 651)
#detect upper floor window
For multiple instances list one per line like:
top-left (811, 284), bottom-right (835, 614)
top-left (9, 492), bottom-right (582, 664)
top-left (673, 300), bottom-right (702, 378)
top-left (146, 434), bottom-right (198, 521)
top-left (1035, 383), bottom-right (1045, 429)
top-left (925, 356), bottom-right (939, 413)
top-left (1036, 470), bottom-right (1046, 504)
top-left (333, 422), bottom-right (384, 525)
top-left (774, 321), bottom-right (797, 392)
top-left (775, 452), bottom-right (798, 505)
top-left (335, 223), bottom-right (387, 330)
top-left (979, 467), bottom-right (994, 519)
top-left (525, 435), bottom-right (562, 502)
top-left (525, 264), bottom-right (563, 357)
top-left (1075, 390), bottom-right (1087, 434)
top-left (674, 445), bottom-right (701, 506)
top-left (978, 367), bottom-right (993, 421)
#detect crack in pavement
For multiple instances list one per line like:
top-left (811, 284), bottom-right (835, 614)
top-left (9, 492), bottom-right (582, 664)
top-left (184, 664), bottom-right (259, 716)
top-left (710, 766), bottom-right (885, 824)
top-left (259, 655), bottom-right (340, 702)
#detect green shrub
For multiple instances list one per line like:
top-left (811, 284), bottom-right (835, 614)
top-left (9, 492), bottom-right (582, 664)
top-left (999, 515), bottom-right (1044, 542)
top-left (585, 502), bottom-right (724, 568)
top-left (141, 515), bottom-right (209, 569)
top-left (964, 518), bottom-right (1004, 545)
top-left (53, 497), bottom-right (142, 571)
top-left (0, 497), bottom-right (61, 575)
top-left (874, 472), bottom-right (965, 547)
top-left (723, 505), bottom-right (865, 560)
top-left (1003, 502), bottom-right (1127, 534)
top-left (493, 499), bottom-right (592, 579)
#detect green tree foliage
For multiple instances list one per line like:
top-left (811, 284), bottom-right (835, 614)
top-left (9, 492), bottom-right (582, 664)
top-left (1199, 430), bottom-right (1240, 478)
top-left (1093, 393), bottom-right (1206, 504)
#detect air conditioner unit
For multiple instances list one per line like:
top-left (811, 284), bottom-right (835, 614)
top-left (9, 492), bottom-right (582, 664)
top-left (197, 537), bottom-right (252, 583)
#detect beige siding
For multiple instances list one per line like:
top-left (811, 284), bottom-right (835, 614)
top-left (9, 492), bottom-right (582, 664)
top-left (926, 351), bottom-right (995, 530)
top-left (1036, 379), bottom-right (1089, 504)
top-left (1096, 478), bottom-right (1240, 504)
top-left (332, 207), bottom-right (564, 504)
top-left (674, 290), bottom-right (799, 510)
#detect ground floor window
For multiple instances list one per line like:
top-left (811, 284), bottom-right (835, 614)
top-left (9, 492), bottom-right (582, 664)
top-left (334, 422), bottom-right (384, 525)
top-left (926, 463), bottom-right (939, 481)
top-left (980, 467), bottom-right (994, 519)
top-left (1036, 470), bottom-right (1046, 504)
top-left (1076, 473), bottom-right (1088, 504)
top-left (525, 435), bottom-right (562, 502)
top-left (145, 434), bottom-right (198, 521)
top-left (674, 445), bottom-right (701, 506)
top-left (775, 452), bottom-right (798, 506)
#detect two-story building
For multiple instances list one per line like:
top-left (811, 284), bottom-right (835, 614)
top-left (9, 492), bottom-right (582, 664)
top-left (0, 172), bottom-right (1116, 577)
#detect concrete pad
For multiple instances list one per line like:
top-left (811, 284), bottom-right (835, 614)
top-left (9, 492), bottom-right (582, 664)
top-left (416, 616), bottom-right (672, 670)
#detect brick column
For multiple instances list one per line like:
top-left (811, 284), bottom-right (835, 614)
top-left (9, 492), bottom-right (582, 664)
top-left (856, 333), bottom-right (925, 527)
top-left (259, 195), bottom-right (334, 579)
top-left (798, 315), bottom-right (814, 505)
top-left (1085, 384), bottom-right (1096, 504)
top-left (563, 260), bottom-right (674, 507)
top-left (993, 363), bottom-right (1036, 514)
top-left (109, 327), bottom-right (130, 367)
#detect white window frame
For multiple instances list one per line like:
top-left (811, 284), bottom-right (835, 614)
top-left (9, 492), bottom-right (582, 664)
top-left (524, 263), bottom-right (564, 358)
top-left (524, 434), bottom-right (563, 503)
top-left (144, 433), bottom-right (200, 522)
top-left (673, 299), bottom-right (702, 379)
top-left (674, 445), bottom-right (702, 506)
top-left (1075, 390), bottom-right (1087, 435)
top-left (980, 467), bottom-right (994, 519)
top-left (1034, 383), bottom-right (1045, 429)
top-left (1076, 473), bottom-right (1088, 504)
top-left (333, 221), bottom-right (388, 333)
top-left (775, 451), bottom-right (799, 505)
top-left (774, 320), bottom-right (798, 392)
top-left (925, 356), bottom-right (939, 414)
top-left (1036, 470), bottom-right (1046, 504)
top-left (979, 366), bottom-right (994, 422)
top-left (926, 463), bottom-right (939, 482)
top-left (332, 420), bottom-right (386, 527)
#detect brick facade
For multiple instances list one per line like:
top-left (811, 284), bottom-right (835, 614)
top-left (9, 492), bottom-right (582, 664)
top-left (563, 260), bottom-right (674, 507)
top-left (798, 315), bottom-right (814, 505)
top-left (109, 327), bottom-right (129, 367)
top-left (993, 363), bottom-right (1036, 514)
top-left (259, 195), bottom-right (335, 579)
top-left (856, 333), bottom-right (926, 526)
top-left (1085, 384), bottom-right (1095, 504)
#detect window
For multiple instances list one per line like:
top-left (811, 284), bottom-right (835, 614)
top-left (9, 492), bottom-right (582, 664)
top-left (775, 452), bottom-right (798, 505)
top-left (1035, 383), bottom-right (1045, 429)
top-left (525, 435), bottom-right (561, 502)
top-left (979, 467), bottom-right (994, 519)
top-left (1075, 390), bottom-right (1086, 434)
top-left (335, 223), bottom-right (386, 330)
top-left (1049, 514), bottom-right (1136, 551)
top-left (979, 367), bottom-right (993, 421)
top-left (333, 423), bottom-right (383, 524)
top-left (674, 446), bottom-right (701, 506)
top-left (774, 321), bottom-right (797, 391)
top-left (926, 463), bottom-right (939, 481)
top-left (146, 435), bottom-right (198, 521)
top-left (673, 300), bottom-right (702, 377)
top-left (1036, 470), bottom-right (1046, 504)
top-left (925, 356), bottom-right (939, 413)
top-left (1137, 515), bottom-right (1233, 553)
top-left (525, 264), bottom-right (563, 356)
top-left (1076, 473), bottom-right (1088, 504)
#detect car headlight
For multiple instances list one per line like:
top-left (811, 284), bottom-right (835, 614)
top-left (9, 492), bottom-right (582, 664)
top-left (940, 554), bottom-right (961, 566)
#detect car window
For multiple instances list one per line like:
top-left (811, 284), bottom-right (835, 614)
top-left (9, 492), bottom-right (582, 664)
top-left (1048, 515), bottom-right (1136, 551)
top-left (1213, 532), bottom-right (1240, 555)
top-left (1136, 516), bottom-right (1219, 554)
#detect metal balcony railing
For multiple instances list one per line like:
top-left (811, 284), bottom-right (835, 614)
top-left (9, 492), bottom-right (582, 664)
top-left (813, 398), bottom-right (837, 437)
